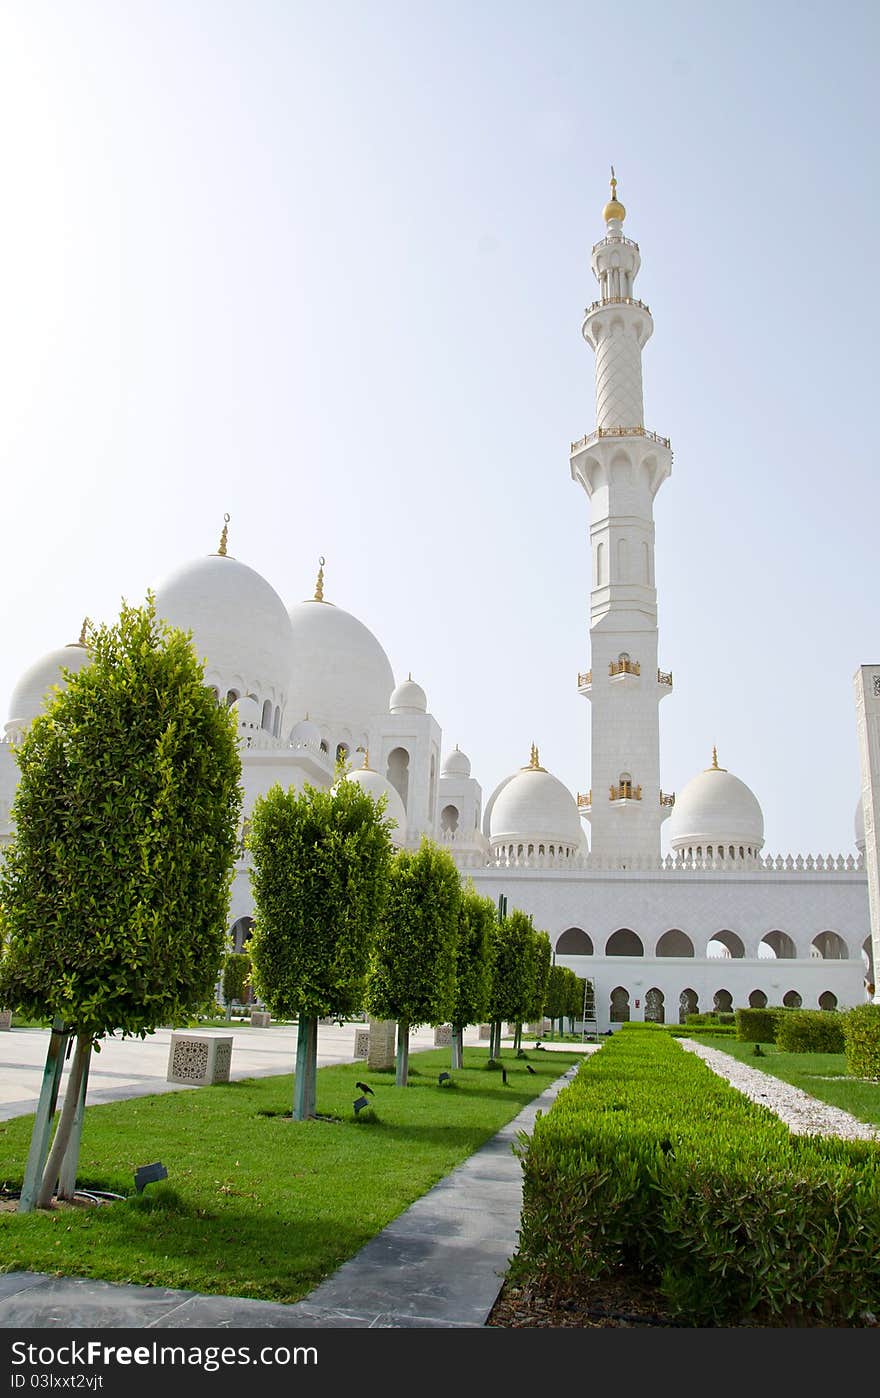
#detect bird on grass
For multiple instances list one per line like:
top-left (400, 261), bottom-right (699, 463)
top-left (525, 1063), bottom-right (536, 1075)
top-left (355, 1081), bottom-right (374, 1096)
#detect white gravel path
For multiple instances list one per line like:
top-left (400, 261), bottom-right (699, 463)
top-left (678, 1038), bottom-right (880, 1141)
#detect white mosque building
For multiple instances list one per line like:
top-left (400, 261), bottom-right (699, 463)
top-left (0, 179), bottom-right (872, 1032)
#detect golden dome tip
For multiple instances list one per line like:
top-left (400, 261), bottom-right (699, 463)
top-left (602, 164), bottom-right (626, 224)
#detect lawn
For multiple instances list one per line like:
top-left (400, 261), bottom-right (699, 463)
top-left (0, 1046), bottom-right (579, 1303)
top-left (690, 1034), bottom-right (880, 1127)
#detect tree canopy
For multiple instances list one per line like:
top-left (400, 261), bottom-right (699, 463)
top-left (451, 886), bottom-right (495, 1030)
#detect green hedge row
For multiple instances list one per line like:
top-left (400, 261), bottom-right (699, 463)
top-left (843, 1004), bottom-right (880, 1080)
top-left (776, 1009), bottom-right (846, 1054)
top-left (514, 1030), bottom-right (880, 1325)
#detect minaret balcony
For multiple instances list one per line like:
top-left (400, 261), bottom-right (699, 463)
top-left (591, 233), bottom-right (640, 255)
top-left (657, 668), bottom-right (673, 698)
top-left (577, 669), bottom-right (592, 695)
top-left (583, 295), bottom-right (651, 317)
top-left (659, 791), bottom-right (675, 807)
top-left (571, 425), bottom-right (671, 454)
top-left (577, 790), bottom-right (592, 811)
top-left (610, 658), bottom-right (640, 676)
top-left (610, 783), bottom-right (642, 803)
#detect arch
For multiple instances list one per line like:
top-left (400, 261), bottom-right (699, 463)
top-left (761, 929), bottom-right (797, 960)
top-left (811, 930), bottom-right (849, 960)
top-left (609, 986), bottom-right (630, 1023)
top-left (645, 987), bottom-right (665, 1024)
top-left (708, 930), bottom-right (745, 959)
top-left (783, 989), bottom-right (802, 1008)
top-left (748, 989), bottom-right (768, 1009)
top-left (336, 741), bottom-right (351, 766)
top-left (597, 541), bottom-right (606, 586)
top-left (225, 688), bottom-right (240, 707)
top-left (679, 988), bottom-right (698, 1022)
top-left (209, 686), bottom-right (220, 703)
top-left (617, 537), bottom-right (629, 581)
top-left (617, 771), bottom-right (633, 798)
top-left (713, 988), bottom-right (733, 1013)
top-left (605, 928), bottom-right (644, 957)
top-left (230, 915), bottom-right (254, 955)
top-left (261, 699), bottom-right (273, 732)
top-left (319, 739), bottom-right (329, 754)
top-left (818, 991), bottom-right (838, 1011)
top-left (556, 927), bottom-right (593, 955)
top-left (656, 928), bottom-right (694, 958)
top-left (386, 746), bottom-right (410, 811)
top-left (273, 705), bottom-right (281, 738)
top-left (440, 804), bottom-right (459, 834)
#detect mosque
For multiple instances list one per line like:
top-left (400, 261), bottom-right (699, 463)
top-left (0, 178), bottom-right (872, 1032)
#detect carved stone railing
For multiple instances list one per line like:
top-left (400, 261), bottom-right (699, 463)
top-left (592, 234), bottom-right (640, 254)
top-left (610, 659), bottom-right (640, 676)
top-left (583, 295), bottom-right (651, 317)
top-left (659, 791), bottom-right (675, 807)
top-left (658, 669), bottom-right (673, 686)
top-left (577, 791), bottom-right (592, 810)
top-left (578, 670), bottom-right (592, 687)
top-left (571, 425), bottom-right (671, 453)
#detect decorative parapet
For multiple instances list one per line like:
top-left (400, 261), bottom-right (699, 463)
top-left (610, 783), bottom-right (642, 801)
top-left (592, 233), bottom-right (640, 254)
top-left (584, 295), bottom-right (651, 317)
top-left (489, 848), bottom-right (589, 872)
top-left (578, 670), bottom-right (592, 687)
top-left (610, 658), bottom-right (640, 677)
top-left (659, 791), bottom-right (675, 807)
top-left (577, 791), bottom-right (592, 810)
top-left (571, 425), bottom-right (671, 454)
top-left (657, 669), bottom-right (673, 686)
top-left (583, 852), bottom-right (865, 874)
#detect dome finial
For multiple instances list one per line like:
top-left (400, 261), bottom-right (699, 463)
top-left (314, 556), bottom-right (325, 602)
top-left (706, 745), bottom-right (727, 773)
top-left (362, 747), bottom-right (370, 770)
top-left (77, 617), bottom-right (91, 647)
top-left (217, 513), bottom-right (230, 557)
top-left (529, 742), bottom-right (542, 770)
top-left (602, 165), bottom-right (626, 225)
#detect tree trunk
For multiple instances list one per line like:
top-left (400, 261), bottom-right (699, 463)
top-left (396, 1021), bottom-right (409, 1087)
top-left (514, 1022), bottom-right (522, 1053)
top-left (451, 1026), bottom-right (463, 1070)
top-left (293, 1016), bottom-right (318, 1120)
top-left (18, 1020), bottom-right (70, 1214)
top-left (35, 1033), bottom-right (90, 1209)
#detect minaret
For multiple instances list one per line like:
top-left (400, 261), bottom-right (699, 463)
top-left (570, 172), bottom-right (673, 865)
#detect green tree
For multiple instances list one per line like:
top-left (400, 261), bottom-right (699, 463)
top-left (486, 908), bottom-right (534, 1059)
top-left (367, 838), bottom-right (460, 1086)
top-left (247, 778), bottom-right (394, 1118)
top-left (544, 964), bottom-right (569, 1036)
top-left (222, 951), bottom-right (252, 1017)
top-left (450, 886), bottom-right (495, 1068)
top-left (0, 597), bottom-right (241, 1209)
top-left (520, 928), bottom-right (552, 1047)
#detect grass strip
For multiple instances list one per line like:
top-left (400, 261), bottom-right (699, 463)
top-left (689, 1034), bottom-right (880, 1126)
top-left (0, 1046), bottom-right (579, 1303)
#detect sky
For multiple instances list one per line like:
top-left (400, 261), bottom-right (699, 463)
top-left (0, 0), bottom-right (877, 857)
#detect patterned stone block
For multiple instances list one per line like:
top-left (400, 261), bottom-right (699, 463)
top-left (0, 1009), bottom-right (11, 1031)
top-left (167, 1033), bottom-right (233, 1085)
top-left (433, 1023), bottom-right (453, 1047)
top-left (478, 1023), bottom-right (491, 1040)
top-left (353, 1027), bottom-right (370, 1059)
top-left (249, 1011), bottom-right (271, 1027)
top-left (367, 1019), bottom-right (397, 1071)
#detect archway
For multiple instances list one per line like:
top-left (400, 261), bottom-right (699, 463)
top-left (783, 989), bottom-right (802, 1008)
top-left (230, 916), bottom-right (254, 955)
top-left (748, 989), bottom-right (768, 1008)
top-left (556, 928), bottom-right (593, 955)
top-left (679, 988), bottom-right (698, 1022)
top-left (708, 930), bottom-right (745, 959)
top-left (761, 930), bottom-right (797, 960)
top-left (656, 929), bottom-right (694, 957)
top-left (713, 989), bottom-right (733, 1013)
top-left (811, 931), bottom-right (849, 960)
top-left (645, 987), bottom-right (665, 1024)
top-left (818, 991), bottom-right (838, 1011)
top-left (440, 804), bottom-right (459, 834)
top-left (606, 928), bottom-right (644, 956)
top-left (610, 987), bottom-right (630, 1023)
top-left (386, 747), bottom-right (410, 810)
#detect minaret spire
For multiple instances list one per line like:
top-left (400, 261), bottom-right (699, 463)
top-left (569, 179), bottom-right (674, 866)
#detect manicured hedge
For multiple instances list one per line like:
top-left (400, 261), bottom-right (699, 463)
top-left (514, 1030), bottom-right (880, 1325)
top-left (775, 1009), bottom-right (845, 1054)
top-left (843, 1003), bottom-right (880, 1080)
top-left (735, 1007), bottom-right (780, 1043)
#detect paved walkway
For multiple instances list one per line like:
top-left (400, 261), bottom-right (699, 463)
top-left (0, 1024), bottom-right (592, 1328)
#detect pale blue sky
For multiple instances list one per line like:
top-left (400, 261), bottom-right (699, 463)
top-left (0, 0), bottom-right (877, 855)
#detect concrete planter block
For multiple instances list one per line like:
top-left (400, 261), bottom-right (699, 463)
top-left (167, 1032), bottom-right (233, 1085)
top-left (353, 1027), bottom-right (370, 1059)
top-left (433, 1023), bottom-right (453, 1047)
top-left (368, 1019), bottom-right (397, 1071)
top-left (478, 1023), bottom-right (491, 1040)
top-left (0, 1009), bottom-right (11, 1031)
top-left (249, 1011), bottom-right (271, 1027)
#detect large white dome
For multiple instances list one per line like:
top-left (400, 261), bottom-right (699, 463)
top-left (286, 598), bottom-right (395, 735)
top-left (155, 552), bottom-right (294, 711)
top-left (6, 639), bottom-right (92, 735)
top-left (488, 751), bottom-right (582, 853)
top-left (669, 753), bottom-right (764, 854)
top-left (332, 764), bottom-right (407, 847)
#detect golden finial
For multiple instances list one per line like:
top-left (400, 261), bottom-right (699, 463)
top-left (217, 513), bottom-right (230, 557)
top-left (705, 745), bottom-right (727, 773)
top-left (602, 165), bottom-right (626, 225)
top-left (362, 747), bottom-right (370, 770)
top-left (314, 556), bottom-right (325, 602)
top-left (77, 617), bottom-right (90, 646)
top-left (529, 742), bottom-right (541, 770)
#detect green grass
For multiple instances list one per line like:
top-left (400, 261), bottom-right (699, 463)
top-left (0, 1046), bottom-right (579, 1303)
top-left (690, 1035), bottom-right (880, 1127)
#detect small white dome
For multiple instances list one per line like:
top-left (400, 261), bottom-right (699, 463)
top-left (669, 755), bottom-right (764, 853)
top-left (390, 675), bottom-right (427, 714)
top-left (488, 754), bottom-right (582, 850)
top-left (290, 716), bottom-right (323, 751)
top-left (155, 553), bottom-right (294, 706)
top-left (287, 598), bottom-right (395, 734)
top-left (6, 640), bottom-right (93, 734)
top-left (856, 796), bottom-right (866, 853)
top-left (332, 765), bottom-right (407, 846)
top-left (442, 746), bottom-right (471, 778)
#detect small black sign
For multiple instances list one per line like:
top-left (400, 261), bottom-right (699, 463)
top-left (134, 1161), bottom-right (168, 1193)
top-left (438, 1072), bottom-right (451, 1085)
top-left (353, 1095), bottom-right (370, 1113)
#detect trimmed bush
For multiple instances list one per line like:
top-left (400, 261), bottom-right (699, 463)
top-left (513, 1030), bottom-right (880, 1325)
top-left (775, 1009), bottom-right (845, 1054)
top-left (735, 1007), bottom-right (779, 1043)
top-left (843, 1003), bottom-right (880, 1080)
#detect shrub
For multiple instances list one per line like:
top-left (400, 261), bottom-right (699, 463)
top-left (843, 1004), bottom-right (880, 1080)
top-left (735, 1007), bottom-right (780, 1043)
top-left (775, 1009), bottom-right (845, 1054)
top-left (513, 1030), bottom-right (880, 1324)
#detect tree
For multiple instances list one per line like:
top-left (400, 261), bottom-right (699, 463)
top-left (0, 597), bottom-right (241, 1209)
top-left (367, 838), bottom-right (460, 1086)
top-left (222, 952), bottom-right (252, 1017)
top-left (247, 778), bottom-right (394, 1119)
top-left (486, 908), bottom-right (534, 1060)
top-left (545, 964), bottom-right (569, 1036)
top-left (450, 886), bottom-right (495, 1069)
